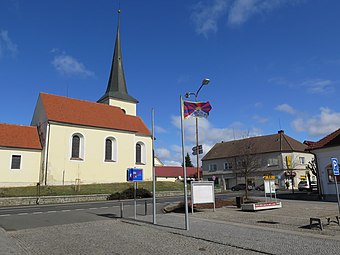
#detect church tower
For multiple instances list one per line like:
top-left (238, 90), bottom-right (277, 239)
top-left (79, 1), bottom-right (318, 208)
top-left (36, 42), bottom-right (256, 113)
top-left (98, 10), bottom-right (138, 116)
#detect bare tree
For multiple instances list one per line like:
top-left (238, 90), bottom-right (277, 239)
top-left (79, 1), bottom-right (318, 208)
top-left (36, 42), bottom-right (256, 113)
top-left (235, 140), bottom-right (260, 199)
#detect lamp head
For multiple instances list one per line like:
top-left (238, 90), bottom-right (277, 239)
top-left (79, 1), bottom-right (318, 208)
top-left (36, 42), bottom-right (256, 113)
top-left (202, 78), bottom-right (210, 85)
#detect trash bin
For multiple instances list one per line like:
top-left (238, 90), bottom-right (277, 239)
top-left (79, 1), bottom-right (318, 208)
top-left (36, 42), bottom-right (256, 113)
top-left (236, 196), bottom-right (244, 208)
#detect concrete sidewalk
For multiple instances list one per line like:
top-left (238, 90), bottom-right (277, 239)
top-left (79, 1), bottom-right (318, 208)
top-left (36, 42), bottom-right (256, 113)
top-left (1, 199), bottom-right (340, 254)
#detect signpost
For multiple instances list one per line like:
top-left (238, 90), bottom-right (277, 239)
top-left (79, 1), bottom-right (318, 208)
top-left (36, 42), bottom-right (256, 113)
top-left (191, 181), bottom-right (215, 214)
top-left (127, 168), bottom-right (143, 219)
top-left (263, 175), bottom-right (276, 201)
top-left (192, 145), bottom-right (203, 155)
top-left (331, 158), bottom-right (340, 214)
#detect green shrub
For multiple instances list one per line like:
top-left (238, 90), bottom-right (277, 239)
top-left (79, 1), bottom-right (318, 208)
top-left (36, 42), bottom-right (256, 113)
top-left (107, 187), bottom-right (152, 200)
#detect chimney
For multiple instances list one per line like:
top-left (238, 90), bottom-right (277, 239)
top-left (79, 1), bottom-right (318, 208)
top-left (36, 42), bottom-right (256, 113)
top-left (278, 130), bottom-right (284, 134)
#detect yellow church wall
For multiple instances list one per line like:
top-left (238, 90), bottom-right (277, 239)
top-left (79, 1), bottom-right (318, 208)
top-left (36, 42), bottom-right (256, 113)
top-left (0, 147), bottom-right (41, 187)
top-left (45, 123), bottom-right (152, 185)
top-left (107, 98), bottom-right (137, 116)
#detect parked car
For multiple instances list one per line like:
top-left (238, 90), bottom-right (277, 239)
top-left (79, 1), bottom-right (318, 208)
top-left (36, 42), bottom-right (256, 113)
top-left (231, 184), bottom-right (253, 191)
top-left (298, 180), bottom-right (318, 191)
top-left (255, 184), bottom-right (265, 191)
top-left (255, 183), bottom-right (279, 191)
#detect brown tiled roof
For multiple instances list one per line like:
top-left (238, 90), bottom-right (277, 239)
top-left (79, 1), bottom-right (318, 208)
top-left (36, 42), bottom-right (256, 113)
top-left (155, 166), bottom-right (200, 178)
top-left (307, 128), bottom-right (340, 150)
top-left (0, 123), bottom-right (42, 150)
top-left (40, 93), bottom-right (151, 136)
top-left (202, 131), bottom-right (307, 161)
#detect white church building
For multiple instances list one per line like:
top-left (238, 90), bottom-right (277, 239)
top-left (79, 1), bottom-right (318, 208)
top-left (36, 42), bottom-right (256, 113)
top-left (0, 12), bottom-right (153, 187)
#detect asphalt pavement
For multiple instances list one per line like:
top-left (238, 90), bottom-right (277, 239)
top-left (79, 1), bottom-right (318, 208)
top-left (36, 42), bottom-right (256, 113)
top-left (1, 198), bottom-right (340, 254)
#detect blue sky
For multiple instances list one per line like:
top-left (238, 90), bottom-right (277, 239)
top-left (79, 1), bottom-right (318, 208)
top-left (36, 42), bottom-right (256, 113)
top-left (1, 0), bottom-right (340, 166)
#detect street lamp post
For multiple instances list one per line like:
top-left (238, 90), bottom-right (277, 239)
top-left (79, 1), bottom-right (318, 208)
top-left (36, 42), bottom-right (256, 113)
top-left (185, 78), bottom-right (210, 180)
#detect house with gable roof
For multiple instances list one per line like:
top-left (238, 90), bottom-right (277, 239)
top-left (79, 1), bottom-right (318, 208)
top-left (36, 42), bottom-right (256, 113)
top-left (0, 124), bottom-right (42, 187)
top-left (202, 130), bottom-right (314, 190)
top-left (307, 128), bottom-right (340, 200)
top-left (0, 10), bottom-right (152, 187)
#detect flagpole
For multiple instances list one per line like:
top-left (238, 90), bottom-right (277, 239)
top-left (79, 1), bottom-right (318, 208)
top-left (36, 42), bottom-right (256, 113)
top-left (152, 108), bottom-right (156, 224)
top-left (180, 95), bottom-right (189, 231)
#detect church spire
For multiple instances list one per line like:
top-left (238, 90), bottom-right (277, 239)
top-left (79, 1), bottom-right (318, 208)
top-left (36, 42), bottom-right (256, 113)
top-left (98, 9), bottom-right (138, 104)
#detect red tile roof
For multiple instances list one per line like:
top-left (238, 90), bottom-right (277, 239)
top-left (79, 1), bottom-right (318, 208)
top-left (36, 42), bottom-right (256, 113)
top-left (307, 128), bottom-right (340, 150)
top-left (155, 166), bottom-right (201, 178)
top-left (0, 123), bottom-right (42, 150)
top-left (40, 93), bottom-right (151, 136)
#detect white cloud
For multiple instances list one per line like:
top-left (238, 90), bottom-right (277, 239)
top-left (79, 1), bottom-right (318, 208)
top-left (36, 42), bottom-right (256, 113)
top-left (163, 160), bottom-right (182, 166)
top-left (0, 30), bottom-right (18, 59)
top-left (228, 0), bottom-right (306, 26)
top-left (275, 104), bottom-right (296, 115)
top-left (292, 107), bottom-right (340, 137)
top-left (155, 148), bottom-right (171, 159)
top-left (52, 54), bottom-right (94, 77)
top-left (191, 0), bottom-right (306, 37)
top-left (155, 125), bottom-right (167, 134)
top-left (269, 77), bottom-right (336, 95)
top-left (154, 115), bottom-right (263, 166)
top-left (252, 115), bottom-right (268, 124)
top-left (300, 79), bottom-right (335, 94)
top-left (191, 0), bottom-right (229, 38)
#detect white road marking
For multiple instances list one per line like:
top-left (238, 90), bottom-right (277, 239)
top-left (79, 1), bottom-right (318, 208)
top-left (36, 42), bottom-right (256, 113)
top-left (0, 214), bottom-right (10, 217)
top-left (32, 212), bottom-right (43, 215)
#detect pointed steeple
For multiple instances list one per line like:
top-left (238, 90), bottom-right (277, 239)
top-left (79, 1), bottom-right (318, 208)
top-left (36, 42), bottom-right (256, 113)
top-left (98, 9), bottom-right (138, 104)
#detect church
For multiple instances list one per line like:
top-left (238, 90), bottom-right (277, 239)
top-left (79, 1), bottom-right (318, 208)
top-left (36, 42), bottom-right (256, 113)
top-left (0, 11), bottom-right (153, 187)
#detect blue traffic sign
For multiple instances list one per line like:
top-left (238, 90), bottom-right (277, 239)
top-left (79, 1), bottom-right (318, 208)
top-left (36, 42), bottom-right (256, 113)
top-left (331, 158), bottom-right (339, 176)
top-left (127, 168), bottom-right (143, 181)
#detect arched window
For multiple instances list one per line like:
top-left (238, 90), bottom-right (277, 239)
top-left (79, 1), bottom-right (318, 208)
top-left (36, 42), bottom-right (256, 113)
top-left (105, 139), bottom-right (112, 161)
top-left (71, 133), bottom-right (84, 160)
top-left (104, 137), bottom-right (117, 162)
top-left (136, 143), bottom-right (142, 164)
top-left (135, 142), bottom-right (146, 164)
top-left (72, 135), bottom-right (80, 158)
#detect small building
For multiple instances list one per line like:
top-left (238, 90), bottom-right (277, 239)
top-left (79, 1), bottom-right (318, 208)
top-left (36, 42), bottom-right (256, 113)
top-left (0, 124), bottom-right (42, 187)
top-left (307, 128), bottom-right (340, 200)
top-left (202, 130), bottom-right (314, 190)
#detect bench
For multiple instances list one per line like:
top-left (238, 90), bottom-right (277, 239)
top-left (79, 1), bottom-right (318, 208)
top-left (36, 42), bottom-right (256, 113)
top-left (310, 216), bottom-right (340, 230)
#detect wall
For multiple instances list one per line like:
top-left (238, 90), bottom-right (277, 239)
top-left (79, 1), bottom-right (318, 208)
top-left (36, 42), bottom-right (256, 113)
top-left (45, 123), bottom-right (152, 185)
top-left (0, 147), bottom-right (41, 187)
top-left (313, 146), bottom-right (340, 197)
top-left (107, 98), bottom-right (136, 116)
top-left (202, 151), bottom-right (315, 190)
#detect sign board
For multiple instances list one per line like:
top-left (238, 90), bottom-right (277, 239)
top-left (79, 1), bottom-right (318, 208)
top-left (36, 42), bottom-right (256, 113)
top-left (263, 175), bottom-right (275, 180)
top-left (264, 180), bottom-right (276, 194)
top-left (192, 145), bottom-right (203, 155)
top-left (286, 155), bottom-right (292, 168)
top-left (127, 168), bottom-right (143, 181)
top-left (331, 158), bottom-right (339, 176)
top-left (191, 181), bottom-right (215, 213)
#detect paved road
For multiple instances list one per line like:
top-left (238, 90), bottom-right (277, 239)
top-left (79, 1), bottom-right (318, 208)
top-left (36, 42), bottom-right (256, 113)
top-left (1, 196), bottom-right (339, 254)
top-left (0, 193), bottom-right (239, 231)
